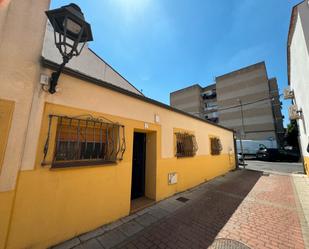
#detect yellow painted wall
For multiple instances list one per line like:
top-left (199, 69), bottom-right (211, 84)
top-left (3, 103), bottom-right (235, 249)
top-left (157, 155), bottom-right (234, 200)
top-left (0, 99), bottom-right (15, 174)
top-left (7, 165), bottom-right (132, 249)
top-left (0, 99), bottom-right (15, 249)
top-left (0, 191), bottom-right (14, 249)
top-left (145, 132), bottom-right (158, 200)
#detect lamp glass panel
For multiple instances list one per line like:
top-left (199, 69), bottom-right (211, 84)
top-left (65, 18), bottom-right (82, 34)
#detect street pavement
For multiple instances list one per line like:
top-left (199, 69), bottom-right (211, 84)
top-left (52, 164), bottom-right (309, 249)
top-left (243, 160), bottom-right (304, 174)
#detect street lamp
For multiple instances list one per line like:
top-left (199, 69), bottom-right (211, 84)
top-left (45, 3), bottom-right (93, 94)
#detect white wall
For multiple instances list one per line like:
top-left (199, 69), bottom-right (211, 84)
top-left (290, 9), bottom-right (309, 159)
top-left (42, 22), bottom-right (142, 95)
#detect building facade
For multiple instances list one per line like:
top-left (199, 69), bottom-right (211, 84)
top-left (170, 84), bottom-right (204, 118)
top-left (201, 84), bottom-right (218, 123)
top-left (287, 0), bottom-right (309, 175)
top-left (170, 62), bottom-right (285, 145)
top-left (0, 1), bottom-right (236, 249)
top-left (216, 62), bottom-right (284, 144)
top-left (170, 84), bottom-right (218, 122)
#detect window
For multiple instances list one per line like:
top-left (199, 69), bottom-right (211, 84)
top-left (43, 115), bottom-right (125, 168)
top-left (175, 132), bottom-right (198, 158)
top-left (210, 137), bottom-right (222, 155)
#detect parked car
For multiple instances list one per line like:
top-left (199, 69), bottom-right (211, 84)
top-left (256, 144), bottom-right (300, 162)
top-left (236, 140), bottom-right (277, 158)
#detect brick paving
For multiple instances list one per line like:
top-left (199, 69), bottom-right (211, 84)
top-left (214, 174), bottom-right (305, 249)
top-left (53, 169), bottom-right (308, 249)
top-left (115, 171), bottom-right (306, 249)
top-left (293, 174), bottom-right (309, 248)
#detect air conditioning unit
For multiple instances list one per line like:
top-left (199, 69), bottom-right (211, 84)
top-left (289, 105), bottom-right (302, 120)
top-left (284, 88), bottom-right (294, 100)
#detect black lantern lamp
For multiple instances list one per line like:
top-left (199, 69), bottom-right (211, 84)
top-left (45, 3), bottom-right (93, 93)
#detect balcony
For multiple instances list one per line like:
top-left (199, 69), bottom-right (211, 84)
top-left (204, 106), bottom-right (218, 111)
top-left (201, 91), bottom-right (217, 100)
top-left (206, 117), bottom-right (219, 123)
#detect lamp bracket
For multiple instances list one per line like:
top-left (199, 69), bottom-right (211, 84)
top-left (49, 56), bottom-right (69, 94)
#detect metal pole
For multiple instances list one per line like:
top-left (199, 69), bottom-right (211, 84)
top-left (233, 132), bottom-right (239, 169)
top-left (239, 99), bottom-right (245, 139)
top-left (238, 99), bottom-right (246, 167)
top-left (238, 130), bottom-right (245, 168)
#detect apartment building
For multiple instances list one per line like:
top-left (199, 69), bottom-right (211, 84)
top-left (201, 84), bottom-right (218, 123)
top-left (169, 83), bottom-right (218, 122)
top-left (170, 62), bottom-right (285, 145)
top-left (287, 0), bottom-right (309, 175)
top-left (170, 84), bottom-right (204, 118)
top-left (216, 62), bottom-right (284, 143)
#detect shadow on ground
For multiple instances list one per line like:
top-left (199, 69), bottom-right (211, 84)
top-left (117, 170), bottom-right (262, 249)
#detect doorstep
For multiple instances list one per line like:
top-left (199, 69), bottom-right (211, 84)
top-left (130, 196), bottom-right (155, 214)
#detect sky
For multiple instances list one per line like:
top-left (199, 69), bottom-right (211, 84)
top-left (51, 0), bottom-right (302, 127)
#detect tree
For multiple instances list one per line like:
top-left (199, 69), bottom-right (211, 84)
top-left (285, 120), bottom-right (300, 149)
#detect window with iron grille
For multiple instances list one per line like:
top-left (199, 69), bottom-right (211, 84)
top-left (43, 115), bottom-right (126, 168)
top-left (210, 137), bottom-right (222, 155)
top-left (175, 132), bottom-right (198, 158)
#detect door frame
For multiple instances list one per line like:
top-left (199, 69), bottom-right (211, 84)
top-left (130, 130), bottom-right (157, 202)
top-left (131, 132), bottom-right (146, 200)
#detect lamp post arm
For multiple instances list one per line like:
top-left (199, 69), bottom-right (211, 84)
top-left (49, 57), bottom-right (69, 94)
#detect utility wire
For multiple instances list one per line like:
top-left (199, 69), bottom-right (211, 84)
top-left (217, 94), bottom-right (283, 112)
top-left (192, 94), bottom-right (283, 116)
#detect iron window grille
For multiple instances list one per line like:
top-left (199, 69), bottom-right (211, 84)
top-left (210, 137), bottom-right (222, 155)
top-left (43, 114), bottom-right (126, 168)
top-left (175, 132), bottom-right (198, 158)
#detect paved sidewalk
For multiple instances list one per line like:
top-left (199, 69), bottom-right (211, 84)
top-left (52, 169), bottom-right (308, 249)
top-left (293, 174), bottom-right (309, 247)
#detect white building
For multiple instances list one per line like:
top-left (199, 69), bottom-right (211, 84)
top-left (287, 0), bottom-right (309, 175)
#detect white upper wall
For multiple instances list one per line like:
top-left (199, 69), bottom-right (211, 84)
top-left (290, 4), bottom-right (309, 158)
top-left (42, 22), bottom-right (142, 95)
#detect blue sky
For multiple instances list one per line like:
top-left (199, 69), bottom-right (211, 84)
top-left (51, 0), bottom-right (301, 127)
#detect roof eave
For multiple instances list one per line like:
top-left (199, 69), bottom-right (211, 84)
top-left (41, 57), bottom-right (235, 133)
top-left (287, 2), bottom-right (303, 86)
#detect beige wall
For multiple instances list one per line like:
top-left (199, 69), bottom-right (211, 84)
top-left (0, 0), bottom-right (51, 191)
top-left (21, 71), bottom-right (234, 172)
top-left (0, 1), bottom-right (50, 248)
top-left (216, 62), bottom-right (277, 141)
top-left (170, 85), bottom-right (202, 116)
top-left (42, 22), bottom-right (142, 95)
top-left (268, 78), bottom-right (284, 143)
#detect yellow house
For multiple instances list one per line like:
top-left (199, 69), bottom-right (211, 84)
top-left (0, 1), bottom-right (236, 249)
